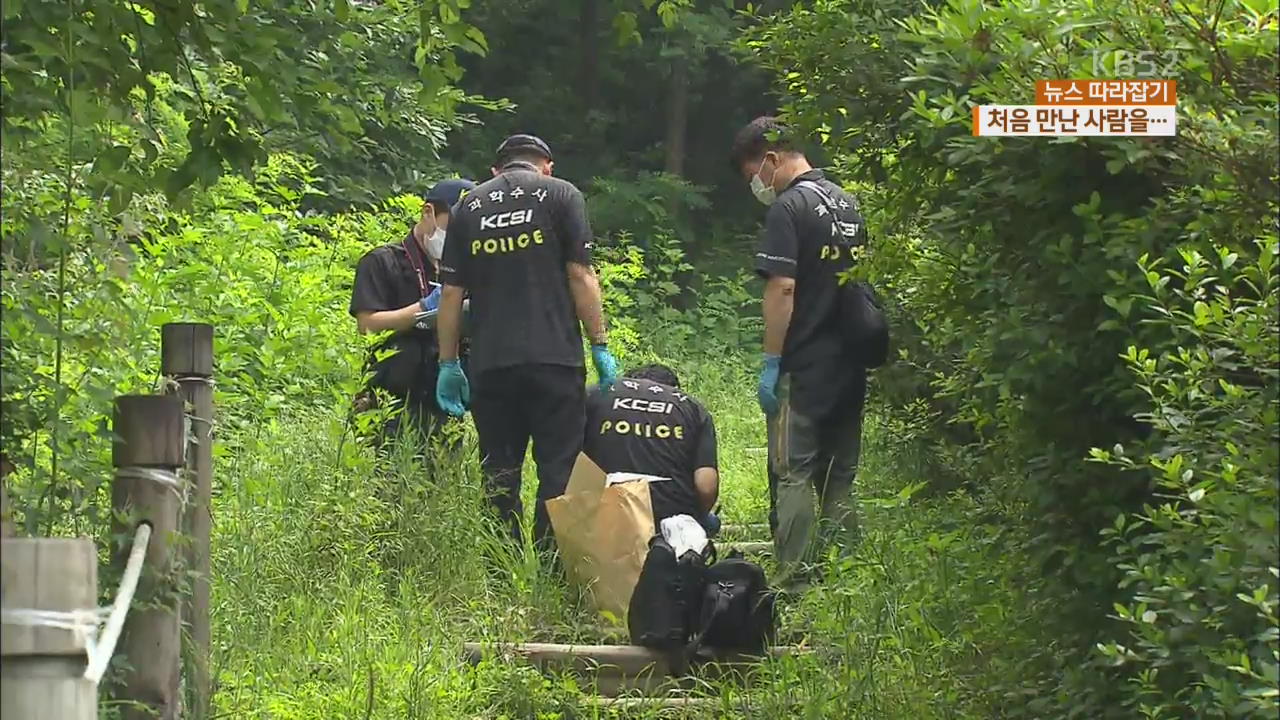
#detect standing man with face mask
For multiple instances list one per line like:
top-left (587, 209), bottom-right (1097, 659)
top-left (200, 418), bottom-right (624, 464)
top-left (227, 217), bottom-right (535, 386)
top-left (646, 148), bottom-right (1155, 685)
top-left (729, 116), bottom-right (869, 591)
top-left (434, 134), bottom-right (619, 552)
top-left (349, 177), bottom-right (476, 450)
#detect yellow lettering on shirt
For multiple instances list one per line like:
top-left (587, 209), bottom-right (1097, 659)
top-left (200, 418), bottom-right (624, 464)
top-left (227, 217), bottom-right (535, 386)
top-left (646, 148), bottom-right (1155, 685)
top-left (471, 230), bottom-right (551, 256)
top-left (820, 243), bottom-right (867, 263)
top-left (597, 420), bottom-right (686, 441)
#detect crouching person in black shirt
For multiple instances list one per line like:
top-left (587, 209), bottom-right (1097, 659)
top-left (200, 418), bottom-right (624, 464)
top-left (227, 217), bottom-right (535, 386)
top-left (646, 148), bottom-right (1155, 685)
top-left (583, 364), bottom-right (720, 536)
top-left (349, 178), bottom-right (476, 451)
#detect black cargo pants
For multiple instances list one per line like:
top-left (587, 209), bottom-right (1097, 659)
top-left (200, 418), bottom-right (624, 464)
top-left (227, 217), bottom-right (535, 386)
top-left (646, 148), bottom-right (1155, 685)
top-left (376, 388), bottom-right (450, 451)
top-left (370, 359), bottom-right (463, 469)
top-left (470, 363), bottom-right (586, 552)
top-left (766, 374), bottom-right (863, 580)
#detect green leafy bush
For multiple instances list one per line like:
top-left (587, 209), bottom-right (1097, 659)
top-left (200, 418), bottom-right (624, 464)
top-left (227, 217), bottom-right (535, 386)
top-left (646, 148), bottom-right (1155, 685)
top-left (1, 153), bottom-right (405, 535)
top-left (587, 171), bottom-right (711, 247)
top-left (594, 232), bottom-right (758, 361)
top-left (0, 0), bottom-right (492, 207)
top-left (740, 0), bottom-right (1279, 713)
top-left (1094, 241), bottom-right (1279, 718)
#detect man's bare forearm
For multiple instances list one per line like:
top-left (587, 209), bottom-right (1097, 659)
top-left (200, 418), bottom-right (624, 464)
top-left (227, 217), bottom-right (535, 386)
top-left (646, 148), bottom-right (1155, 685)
top-left (567, 262), bottom-right (608, 345)
top-left (694, 467), bottom-right (719, 513)
top-left (356, 303), bottom-right (420, 335)
top-left (436, 285), bottom-right (465, 361)
top-left (762, 277), bottom-right (795, 355)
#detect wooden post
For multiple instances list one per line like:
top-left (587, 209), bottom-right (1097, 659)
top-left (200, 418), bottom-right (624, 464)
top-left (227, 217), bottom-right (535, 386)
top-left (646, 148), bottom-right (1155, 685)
top-left (1, 482), bottom-right (13, 538)
top-left (112, 394), bottom-right (185, 720)
top-left (1, 537), bottom-right (98, 719)
top-left (1, 454), bottom-right (15, 537)
top-left (162, 322), bottom-right (213, 719)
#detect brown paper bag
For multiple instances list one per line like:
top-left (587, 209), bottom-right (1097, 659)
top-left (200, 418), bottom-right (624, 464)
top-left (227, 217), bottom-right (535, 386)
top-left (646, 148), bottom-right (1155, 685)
top-left (546, 453), bottom-right (657, 622)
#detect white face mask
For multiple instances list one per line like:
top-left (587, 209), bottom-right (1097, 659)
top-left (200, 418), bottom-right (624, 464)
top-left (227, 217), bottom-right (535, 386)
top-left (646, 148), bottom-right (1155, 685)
top-left (425, 226), bottom-right (446, 262)
top-left (750, 155), bottom-right (776, 206)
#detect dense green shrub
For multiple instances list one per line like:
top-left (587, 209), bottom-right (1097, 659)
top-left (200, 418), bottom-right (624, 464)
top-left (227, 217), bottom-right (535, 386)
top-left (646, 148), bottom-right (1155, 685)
top-left (1, 153), bottom-right (399, 535)
top-left (740, 0), bottom-right (1278, 714)
top-left (595, 231), bottom-right (758, 360)
top-left (1094, 242), bottom-right (1278, 717)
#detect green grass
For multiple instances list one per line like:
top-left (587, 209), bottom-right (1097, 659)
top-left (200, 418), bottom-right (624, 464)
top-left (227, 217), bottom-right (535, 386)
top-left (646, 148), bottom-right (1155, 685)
top-left (208, 353), bottom-right (1045, 719)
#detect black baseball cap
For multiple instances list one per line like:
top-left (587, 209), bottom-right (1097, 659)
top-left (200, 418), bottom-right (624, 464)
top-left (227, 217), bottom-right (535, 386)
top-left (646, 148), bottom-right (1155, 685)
top-left (424, 178), bottom-right (475, 208)
top-left (495, 134), bottom-right (553, 163)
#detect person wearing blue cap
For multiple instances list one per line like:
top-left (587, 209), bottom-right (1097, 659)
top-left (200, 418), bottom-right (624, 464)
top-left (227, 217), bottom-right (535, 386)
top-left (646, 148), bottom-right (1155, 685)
top-left (349, 177), bottom-right (477, 452)
top-left (434, 134), bottom-right (620, 553)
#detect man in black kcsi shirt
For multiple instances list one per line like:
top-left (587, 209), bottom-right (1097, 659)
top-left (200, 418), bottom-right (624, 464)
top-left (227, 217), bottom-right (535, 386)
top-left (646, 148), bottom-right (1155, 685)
top-left (435, 134), bottom-right (619, 553)
top-left (730, 116), bottom-right (869, 587)
top-left (583, 364), bottom-right (719, 533)
top-left (349, 177), bottom-right (475, 451)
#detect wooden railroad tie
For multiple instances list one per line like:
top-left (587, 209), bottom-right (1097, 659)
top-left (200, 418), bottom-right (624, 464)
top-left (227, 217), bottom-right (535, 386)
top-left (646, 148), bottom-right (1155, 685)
top-left (585, 696), bottom-right (722, 711)
top-left (722, 540), bottom-right (772, 556)
top-left (718, 523), bottom-right (769, 538)
top-left (463, 642), bottom-right (805, 697)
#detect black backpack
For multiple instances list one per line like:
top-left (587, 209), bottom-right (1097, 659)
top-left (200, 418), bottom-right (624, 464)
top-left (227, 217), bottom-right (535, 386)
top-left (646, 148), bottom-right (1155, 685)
top-left (628, 536), bottom-right (709, 651)
top-left (686, 551), bottom-right (776, 658)
top-left (794, 179), bottom-right (890, 369)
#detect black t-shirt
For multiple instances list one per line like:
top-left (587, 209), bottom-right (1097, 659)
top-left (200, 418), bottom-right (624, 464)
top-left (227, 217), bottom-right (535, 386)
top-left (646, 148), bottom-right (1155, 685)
top-left (583, 378), bottom-right (717, 524)
top-left (438, 164), bottom-right (592, 376)
top-left (348, 232), bottom-right (440, 399)
top-left (754, 169), bottom-right (868, 421)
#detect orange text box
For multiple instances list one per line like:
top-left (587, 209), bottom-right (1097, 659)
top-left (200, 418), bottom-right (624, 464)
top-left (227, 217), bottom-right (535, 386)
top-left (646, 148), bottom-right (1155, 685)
top-left (1036, 79), bottom-right (1176, 106)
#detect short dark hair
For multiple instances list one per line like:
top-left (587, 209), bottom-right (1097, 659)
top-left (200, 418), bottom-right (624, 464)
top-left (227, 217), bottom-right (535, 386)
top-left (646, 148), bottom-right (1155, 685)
top-left (496, 152), bottom-right (550, 169)
top-left (625, 364), bottom-right (680, 389)
top-left (729, 116), bottom-right (800, 171)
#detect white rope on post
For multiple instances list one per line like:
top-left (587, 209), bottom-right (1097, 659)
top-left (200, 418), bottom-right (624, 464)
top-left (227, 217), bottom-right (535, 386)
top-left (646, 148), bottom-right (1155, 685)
top-left (165, 375), bottom-right (216, 389)
top-left (83, 522), bottom-right (152, 683)
top-left (115, 466), bottom-right (185, 504)
top-left (0, 523), bottom-right (152, 686)
top-left (0, 607), bottom-right (108, 656)
top-left (114, 467), bottom-right (181, 491)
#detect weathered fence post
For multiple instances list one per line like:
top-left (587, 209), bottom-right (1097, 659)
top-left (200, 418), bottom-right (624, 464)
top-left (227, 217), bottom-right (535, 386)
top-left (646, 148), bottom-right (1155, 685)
top-left (0, 537), bottom-right (98, 719)
top-left (1, 454), bottom-right (15, 537)
top-left (162, 322), bottom-right (214, 719)
top-left (1, 481), bottom-right (13, 538)
top-left (112, 394), bottom-right (185, 720)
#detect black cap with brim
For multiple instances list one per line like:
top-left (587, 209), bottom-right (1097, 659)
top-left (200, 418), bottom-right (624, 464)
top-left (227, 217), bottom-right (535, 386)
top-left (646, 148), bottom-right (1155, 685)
top-left (495, 134), bottom-right (553, 163)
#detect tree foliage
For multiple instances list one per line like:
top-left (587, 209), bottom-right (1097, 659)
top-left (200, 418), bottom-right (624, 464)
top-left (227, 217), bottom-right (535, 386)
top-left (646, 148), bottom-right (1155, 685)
top-left (448, 0), bottom-right (771, 257)
top-left (740, 0), bottom-right (1278, 715)
top-left (1, 0), bottom-right (494, 207)
top-left (2, 0), bottom-right (1277, 715)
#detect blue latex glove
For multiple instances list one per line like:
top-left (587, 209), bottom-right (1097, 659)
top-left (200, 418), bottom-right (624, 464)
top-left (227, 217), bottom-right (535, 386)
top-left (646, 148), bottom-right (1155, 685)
top-left (591, 344), bottom-right (619, 391)
top-left (419, 286), bottom-right (442, 313)
top-left (758, 354), bottom-right (782, 416)
top-left (700, 511), bottom-right (721, 539)
top-left (435, 359), bottom-right (470, 417)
